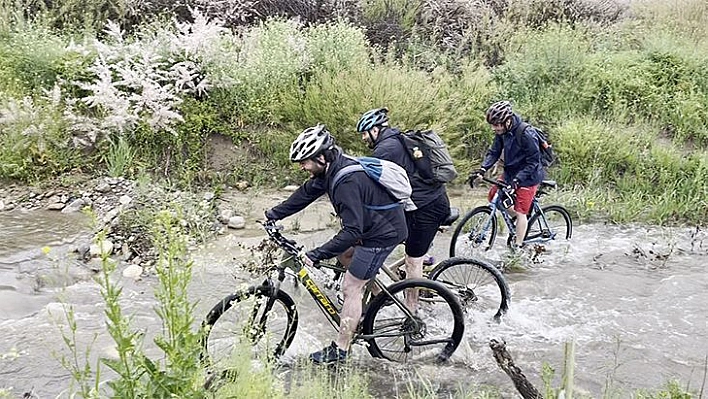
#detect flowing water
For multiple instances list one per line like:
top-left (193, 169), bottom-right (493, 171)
top-left (1, 194), bottom-right (706, 398)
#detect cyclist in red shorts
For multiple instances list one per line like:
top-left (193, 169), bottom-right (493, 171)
top-left (470, 101), bottom-right (544, 251)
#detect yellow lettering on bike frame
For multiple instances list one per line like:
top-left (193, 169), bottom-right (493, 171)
top-left (298, 268), bottom-right (338, 316)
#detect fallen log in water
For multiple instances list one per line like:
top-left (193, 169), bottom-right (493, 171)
top-left (490, 339), bottom-right (543, 399)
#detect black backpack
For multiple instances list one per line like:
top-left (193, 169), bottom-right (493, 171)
top-left (513, 122), bottom-right (557, 168)
top-left (397, 129), bottom-right (458, 184)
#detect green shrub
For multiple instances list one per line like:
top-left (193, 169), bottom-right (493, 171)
top-left (553, 117), bottom-right (708, 223)
top-left (0, 93), bottom-right (84, 181)
top-left (0, 21), bottom-right (69, 96)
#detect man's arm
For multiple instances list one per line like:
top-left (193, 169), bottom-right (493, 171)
top-left (267, 177), bottom-right (327, 220)
top-left (306, 177), bottom-right (364, 261)
top-left (481, 135), bottom-right (503, 170)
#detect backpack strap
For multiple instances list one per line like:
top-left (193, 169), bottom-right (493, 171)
top-left (513, 121), bottom-right (535, 149)
top-left (331, 164), bottom-right (363, 194)
top-left (330, 161), bottom-right (401, 211)
top-left (513, 122), bottom-right (530, 139)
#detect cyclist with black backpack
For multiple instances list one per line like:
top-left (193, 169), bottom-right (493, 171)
top-left (264, 124), bottom-right (408, 364)
top-left (470, 100), bottom-right (545, 251)
top-left (355, 107), bottom-right (452, 311)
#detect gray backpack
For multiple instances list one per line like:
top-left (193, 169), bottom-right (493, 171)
top-left (331, 155), bottom-right (416, 211)
top-left (398, 130), bottom-right (458, 184)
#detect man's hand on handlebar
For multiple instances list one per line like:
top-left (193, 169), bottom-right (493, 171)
top-left (468, 168), bottom-right (486, 188)
top-left (300, 250), bottom-right (319, 268)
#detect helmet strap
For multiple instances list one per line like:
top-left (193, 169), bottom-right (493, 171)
top-left (312, 153), bottom-right (327, 166)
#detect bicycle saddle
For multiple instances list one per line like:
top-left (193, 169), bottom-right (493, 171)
top-left (540, 180), bottom-right (557, 189)
top-left (442, 207), bottom-right (460, 227)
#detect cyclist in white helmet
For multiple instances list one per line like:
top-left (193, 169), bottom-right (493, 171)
top-left (265, 124), bottom-right (408, 364)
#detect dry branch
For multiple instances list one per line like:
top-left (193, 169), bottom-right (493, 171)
top-left (490, 339), bottom-right (543, 399)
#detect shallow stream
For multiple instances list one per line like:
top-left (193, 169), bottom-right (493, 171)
top-left (1, 193), bottom-right (706, 398)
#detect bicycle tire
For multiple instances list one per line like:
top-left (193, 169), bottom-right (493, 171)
top-left (361, 278), bottom-right (464, 363)
top-left (427, 257), bottom-right (510, 322)
top-left (201, 285), bottom-right (298, 367)
top-left (449, 206), bottom-right (497, 257)
top-left (526, 205), bottom-right (573, 242)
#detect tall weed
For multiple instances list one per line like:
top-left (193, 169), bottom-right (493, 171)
top-left (0, 20), bottom-right (68, 97)
top-left (0, 87), bottom-right (82, 180)
top-left (102, 135), bottom-right (136, 177)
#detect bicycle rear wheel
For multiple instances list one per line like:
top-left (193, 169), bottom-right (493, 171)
top-left (361, 278), bottom-right (464, 363)
top-left (428, 257), bottom-right (510, 322)
top-left (449, 206), bottom-right (497, 257)
top-left (526, 205), bottom-right (573, 242)
top-left (201, 285), bottom-right (298, 368)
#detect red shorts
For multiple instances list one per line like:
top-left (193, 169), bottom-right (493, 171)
top-left (488, 180), bottom-right (538, 215)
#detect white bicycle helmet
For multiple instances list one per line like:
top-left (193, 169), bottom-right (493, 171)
top-left (289, 124), bottom-right (335, 162)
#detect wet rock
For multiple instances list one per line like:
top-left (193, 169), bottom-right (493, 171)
top-left (227, 216), bottom-right (246, 229)
top-left (95, 182), bottom-right (112, 193)
top-left (103, 208), bottom-right (121, 223)
top-left (218, 209), bottom-right (233, 224)
top-left (76, 243), bottom-right (91, 260)
top-left (47, 202), bottom-right (65, 211)
top-left (89, 240), bottom-right (114, 257)
top-left (62, 198), bottom-right (85, 213)
top-left (86, 258), bottom-right (103, 272)
top-left (122, 264), bottom-right (143, 279)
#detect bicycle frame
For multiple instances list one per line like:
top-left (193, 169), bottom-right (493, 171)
top-left (260, 222), bottom-right (415, 338)
top-left (474, 176), bottom-right (556, 246)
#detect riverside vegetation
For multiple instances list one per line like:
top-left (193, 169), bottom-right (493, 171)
top-left (0, 0), bottom-right (705, 397)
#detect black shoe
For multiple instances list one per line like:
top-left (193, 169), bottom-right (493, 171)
top-left (309, 341), bottom-right (348, 364)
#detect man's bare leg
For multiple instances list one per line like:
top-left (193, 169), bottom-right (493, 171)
top-left (336, 271), bottom-right (368, 350)
top-left (404, 255), bottom-right (424, 313)
top-left (515, 213), bottom-right (528, 247)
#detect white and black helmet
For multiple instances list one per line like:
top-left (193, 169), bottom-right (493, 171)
top-left (289, 124), bottom-right (335, 162)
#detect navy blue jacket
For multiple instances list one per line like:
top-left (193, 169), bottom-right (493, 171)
top-left (481, 114), bottom-right (544, 187)
top-left (373, 127), bottom-right (447, 209)
top-left (267, 149), bottom-right (408, 261)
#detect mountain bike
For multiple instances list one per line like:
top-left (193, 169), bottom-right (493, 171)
top-left (371, 207), bottom-right (510, 322)
top-left (449, 175), bottom-right (573, 258)
top-left (201, 221), bottom-right (465, 373)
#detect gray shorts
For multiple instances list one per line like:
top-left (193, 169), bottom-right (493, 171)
top-left (348, 245), bottom-right (397, 280)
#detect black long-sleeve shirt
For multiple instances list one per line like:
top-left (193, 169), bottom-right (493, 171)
top-left (267, 151), bottom-right (407, 261)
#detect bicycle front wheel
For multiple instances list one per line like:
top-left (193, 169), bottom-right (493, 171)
top-left (201, 285), bottom-right (298, 368)
top-left (449, 206), bottom-right (497, 257)
top-left (526, 205), bottom-right (573, 242)
top-left (361, 278), bottom-right (464, 363)
top-left (428, 257), bottom-right (510, 322)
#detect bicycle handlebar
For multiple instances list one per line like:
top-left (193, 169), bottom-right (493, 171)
top-left (261, 220), bottom-right (302, 256)
top-left (469, 173), bottom-right (514, 191)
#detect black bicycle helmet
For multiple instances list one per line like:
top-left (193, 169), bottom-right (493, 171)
top-left (356, 107), bottom-right (389, 132)
top-left (486, 101), bottom-right (513, 125)
top-left (289, 124), bottom-right (335, 162)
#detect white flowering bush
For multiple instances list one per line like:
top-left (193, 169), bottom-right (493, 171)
top-left (0, 85), bottom-right (78, 179)
top-left (74, 11), bottom-right (224, 136)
